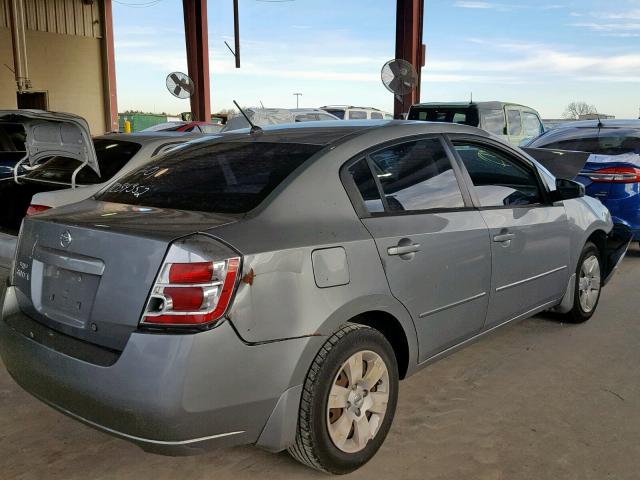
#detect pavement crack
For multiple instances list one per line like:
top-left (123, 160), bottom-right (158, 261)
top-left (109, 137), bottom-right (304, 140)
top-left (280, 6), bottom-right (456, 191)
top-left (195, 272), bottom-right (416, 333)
top-left (602, 387), bottom-right (625, 401)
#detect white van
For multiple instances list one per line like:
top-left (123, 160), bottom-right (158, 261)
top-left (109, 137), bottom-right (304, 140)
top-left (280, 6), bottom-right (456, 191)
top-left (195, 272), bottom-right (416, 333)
top-left (320, 105), bottom-right (393, 121)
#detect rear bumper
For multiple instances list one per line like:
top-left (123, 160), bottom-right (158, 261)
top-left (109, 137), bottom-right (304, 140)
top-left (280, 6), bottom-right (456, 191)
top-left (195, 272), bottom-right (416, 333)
top-left (0, 286), bottom-right (314, 454)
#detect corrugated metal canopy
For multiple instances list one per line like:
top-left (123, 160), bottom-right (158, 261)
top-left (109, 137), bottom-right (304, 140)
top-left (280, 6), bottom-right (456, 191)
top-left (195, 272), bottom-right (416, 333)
top-left (0, 0), bottom-right (102, 38)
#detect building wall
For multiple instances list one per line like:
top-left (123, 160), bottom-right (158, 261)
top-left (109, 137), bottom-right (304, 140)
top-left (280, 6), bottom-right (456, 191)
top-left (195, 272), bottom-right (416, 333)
top-left (0, 0), bottom-right (109, 134)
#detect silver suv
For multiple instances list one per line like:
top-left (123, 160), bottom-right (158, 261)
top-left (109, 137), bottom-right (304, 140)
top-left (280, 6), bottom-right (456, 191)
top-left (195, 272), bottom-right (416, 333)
top-left (0, 121), bottom-right (629, 474)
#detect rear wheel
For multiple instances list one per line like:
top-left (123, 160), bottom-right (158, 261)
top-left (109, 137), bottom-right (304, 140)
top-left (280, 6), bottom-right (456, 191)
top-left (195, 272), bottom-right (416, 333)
top-left (563, 242), bottom-right (602, 323)
top-left (288, 323), bottom-right (398, 474)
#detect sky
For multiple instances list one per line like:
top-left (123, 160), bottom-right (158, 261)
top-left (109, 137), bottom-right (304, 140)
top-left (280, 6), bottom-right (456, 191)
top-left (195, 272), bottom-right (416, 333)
top-left (112, 0), bottom-right (640, 119)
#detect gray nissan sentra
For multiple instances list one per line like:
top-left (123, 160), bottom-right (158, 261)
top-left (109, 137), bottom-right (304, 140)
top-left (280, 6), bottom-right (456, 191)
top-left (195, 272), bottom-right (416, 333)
top-left (0, 121), bottom-right (630, 474)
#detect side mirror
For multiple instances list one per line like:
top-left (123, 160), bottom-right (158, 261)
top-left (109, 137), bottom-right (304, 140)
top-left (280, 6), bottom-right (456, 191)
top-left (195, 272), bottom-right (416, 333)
top-left (550, 178), bottom-right (585, 202)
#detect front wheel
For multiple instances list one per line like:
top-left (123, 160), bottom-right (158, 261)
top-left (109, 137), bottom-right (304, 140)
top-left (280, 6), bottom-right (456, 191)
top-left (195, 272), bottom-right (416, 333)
top-left (563, 242), bottom-right (602, 323)
top-left (288, 323), bottom-right (399, 474)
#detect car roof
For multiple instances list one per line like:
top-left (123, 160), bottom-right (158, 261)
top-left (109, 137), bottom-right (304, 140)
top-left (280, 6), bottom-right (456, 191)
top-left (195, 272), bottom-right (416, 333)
top-left (320, 105), bottom-right (383, 111)
top-left (412, 101), bottom-right (533, 110)
top-left (96, 132), bottom-right (206, 145)
top-left (184, 120), bottom-right (487, 147)
top-left (551, 119), bottom-right (640, 130)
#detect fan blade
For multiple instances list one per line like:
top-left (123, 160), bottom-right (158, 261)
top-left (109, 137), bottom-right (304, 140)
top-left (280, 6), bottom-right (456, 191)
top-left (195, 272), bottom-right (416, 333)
top-left (170, 73), bottom-right (181, 84)
top-left (387, 77), bottom-right (403, 94)
top-left (174, 85), bottom-right (182, 96)
top-left (388, 61), bottom-right (402, 76)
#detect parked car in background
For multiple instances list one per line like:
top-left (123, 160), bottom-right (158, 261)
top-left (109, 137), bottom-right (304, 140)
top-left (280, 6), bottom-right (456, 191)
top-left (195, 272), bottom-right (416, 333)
top-left (408, 101), bottom-right (545, 146)
top-left (320, 105), bottom-right (393, 120)
top-left (0, 130), bottom-right (201, 235)
top-left (290, 108), bottom-right (340, 122)
top-left (0, 121), bottom-right (629, 475)
top-left (223, 108), bottom-right (338, 131)
top-left (527, 119), bottom-right (640, 243)
top-left (142, 121), bottom-right (222, 134)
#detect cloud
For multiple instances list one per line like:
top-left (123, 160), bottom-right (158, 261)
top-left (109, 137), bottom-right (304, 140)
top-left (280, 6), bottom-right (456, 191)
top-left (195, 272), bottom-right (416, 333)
top-left (571, 22), bottom-right (640, 31)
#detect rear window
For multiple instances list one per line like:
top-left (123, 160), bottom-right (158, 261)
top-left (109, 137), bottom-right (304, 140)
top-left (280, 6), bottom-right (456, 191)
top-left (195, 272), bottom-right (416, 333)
top-left (408, 107), bottom-right (479, 127)
top-left (324, 109), bottom-right (345, 120)
top-left (0, 123), bottom-right (26, 151)
top-left (530, 128), bottom-right (640, 155)
top-left (96, 141), bottom-right (323, 214)
top-left (25, 139), bottom-right (141, 185)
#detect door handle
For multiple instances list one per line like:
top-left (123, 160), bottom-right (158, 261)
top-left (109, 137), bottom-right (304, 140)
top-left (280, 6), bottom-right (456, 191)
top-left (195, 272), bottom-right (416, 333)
top-left (387, 243), bottom-right (421, 256)
top-left (493, 233), bottom-right (515, 243)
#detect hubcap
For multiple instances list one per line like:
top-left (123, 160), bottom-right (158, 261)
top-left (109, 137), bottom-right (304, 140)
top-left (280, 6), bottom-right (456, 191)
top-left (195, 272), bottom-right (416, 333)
top-left (578, 254), bottom-right (601, 313)
top-left (326, 350), bottom-right (390, 453)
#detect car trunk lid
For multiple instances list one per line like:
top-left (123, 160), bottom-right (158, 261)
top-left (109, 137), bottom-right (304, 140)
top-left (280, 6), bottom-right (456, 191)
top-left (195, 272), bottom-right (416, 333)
top-left (11, 200), bottom-right (239, 351)
top-left (0, 109), bottom-right (99, 182)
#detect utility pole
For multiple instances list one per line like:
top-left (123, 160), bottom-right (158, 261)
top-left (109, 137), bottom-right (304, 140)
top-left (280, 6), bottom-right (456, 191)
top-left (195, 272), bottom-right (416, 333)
top-left (293, 92), bottom-right (302, 109)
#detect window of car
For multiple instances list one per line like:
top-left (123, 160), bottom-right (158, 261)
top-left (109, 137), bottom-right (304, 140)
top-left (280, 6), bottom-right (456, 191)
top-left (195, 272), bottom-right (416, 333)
top-left (522, 112), bottom-right (543, 138)
top-left (96, 142), bottom-right (323, 214)
top-left (323, 109), bottom-right (345, 119)
top-left (361, 138), bottom-right (465, 213)
top-left (533, 130), bottom-right (640, 156)
top-left (25, 139), bottom-right (142, 185)
top-left (295, 114), bottom-right (317, 122)
top-left (347, 159), bottom-right (385, 214)
top-left (348, 110), bottom-right (368, 120)
top-left (317, 113), bottom-right (338, 121)
top-left (408, 107), bottom-right (479, 127)
top-left (507, 109), bottom-right (522, 136)
top-left (370, 112), bottom-right (383, 120)
top-left (481, 109), bottom-right (506, 136)
top-left (454, 142), bottom-right (542, 207)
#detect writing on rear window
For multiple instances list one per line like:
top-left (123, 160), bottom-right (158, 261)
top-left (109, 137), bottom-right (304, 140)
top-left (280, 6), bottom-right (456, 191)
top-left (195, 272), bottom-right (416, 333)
top-left (107, 182), bottom-right (150, 198)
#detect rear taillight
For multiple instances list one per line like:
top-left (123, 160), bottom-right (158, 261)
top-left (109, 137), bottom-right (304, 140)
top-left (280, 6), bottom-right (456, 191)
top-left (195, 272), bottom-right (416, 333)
top-left (26, 204), bottom-right (51, 216)
top-left (142, 257), bottom-right (241, 327)
top-left (583, 167), bottom-right (640, 183)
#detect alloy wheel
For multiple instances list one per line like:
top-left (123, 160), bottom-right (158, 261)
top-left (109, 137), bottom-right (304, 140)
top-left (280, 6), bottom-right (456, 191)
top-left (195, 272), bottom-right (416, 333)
top-left (578, 254), bottom-right (601, 313)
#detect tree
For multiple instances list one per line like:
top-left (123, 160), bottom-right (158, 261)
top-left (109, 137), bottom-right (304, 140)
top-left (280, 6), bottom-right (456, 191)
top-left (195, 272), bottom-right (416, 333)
top-left (563, 101), bottom-right (597, 119)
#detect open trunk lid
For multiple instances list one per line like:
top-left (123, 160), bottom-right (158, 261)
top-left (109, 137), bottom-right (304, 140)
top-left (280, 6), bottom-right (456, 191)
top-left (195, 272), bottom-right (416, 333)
top-left (0, 109), bottom-right (99, 178)
top-left (11, 200), bottom-right (239, 351)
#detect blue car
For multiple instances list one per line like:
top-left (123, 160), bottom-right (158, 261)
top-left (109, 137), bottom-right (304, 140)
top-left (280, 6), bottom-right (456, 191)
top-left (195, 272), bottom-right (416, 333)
top-left (528, 120), bottom-right (640, 241)
top-left (0, 121), bottom-right (28, 180)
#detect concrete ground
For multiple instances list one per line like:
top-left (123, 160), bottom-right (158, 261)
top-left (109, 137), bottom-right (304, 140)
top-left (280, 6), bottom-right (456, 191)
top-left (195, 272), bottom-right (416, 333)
top-left (1, 248), bottom-right (640, 480)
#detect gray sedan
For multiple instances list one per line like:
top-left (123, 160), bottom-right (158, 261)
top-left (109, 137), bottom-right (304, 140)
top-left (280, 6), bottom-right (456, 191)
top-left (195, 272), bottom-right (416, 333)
top-left (0, 121), bottom-right (630, 474)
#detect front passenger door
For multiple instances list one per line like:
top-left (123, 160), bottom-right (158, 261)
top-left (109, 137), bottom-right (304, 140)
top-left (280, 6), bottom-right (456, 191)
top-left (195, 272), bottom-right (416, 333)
top-left (450, 139), bottom-right (570, 329)
top-left (345, 136), bottom-right (492, 362)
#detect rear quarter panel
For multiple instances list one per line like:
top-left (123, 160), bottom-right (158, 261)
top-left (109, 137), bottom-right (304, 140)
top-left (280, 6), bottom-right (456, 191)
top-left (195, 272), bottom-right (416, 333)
top-left (563, 196), bottom-right (612, 272)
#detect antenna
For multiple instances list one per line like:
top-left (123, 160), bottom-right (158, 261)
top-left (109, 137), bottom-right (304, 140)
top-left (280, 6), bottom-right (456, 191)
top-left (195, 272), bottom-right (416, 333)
top-left (293, 93), bottom-right (302, 108)
top-left (233, 100), bottom-right (262, 135)
top-left (595, 109), bottom-right (604, 128)
top-left (470, 92), bottom-right (473, 104)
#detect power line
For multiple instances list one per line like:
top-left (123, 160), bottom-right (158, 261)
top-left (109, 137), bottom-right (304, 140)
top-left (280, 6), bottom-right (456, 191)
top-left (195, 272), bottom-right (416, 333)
top-left (112, 0), bottom-right (164, 8)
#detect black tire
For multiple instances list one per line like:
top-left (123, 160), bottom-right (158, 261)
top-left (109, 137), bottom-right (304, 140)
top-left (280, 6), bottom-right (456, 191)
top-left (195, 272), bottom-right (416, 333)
top-left (562, 242), bottom-right (602, 323)
top-left (288, 323), bottom-right (399, 474)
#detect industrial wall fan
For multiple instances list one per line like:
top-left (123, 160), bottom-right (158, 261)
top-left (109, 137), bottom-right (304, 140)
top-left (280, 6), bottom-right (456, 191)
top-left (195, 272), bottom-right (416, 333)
top-left (166, 72), bottom-right (195, 99)
top-left (381, 59), bottom-right (418, 102)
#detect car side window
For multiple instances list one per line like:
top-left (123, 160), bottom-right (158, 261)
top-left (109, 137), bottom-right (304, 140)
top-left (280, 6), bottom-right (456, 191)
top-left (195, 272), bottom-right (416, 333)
top-left (348, 110), bottom-right (368, 120)
top-left (368, 138), bottom-right (465, 212)
top-left (522, 112), bottom-right (543, 138)
top-left (370, 112), bottom-right (383, 119)
top-left (454, 143), bottom-right (542, 207)
top-left (348, 159), bottom-right (385, 214)
top-left (481, 109), bottom-right (506, 136)
top-left (507, 109), bottom-right (522, 136)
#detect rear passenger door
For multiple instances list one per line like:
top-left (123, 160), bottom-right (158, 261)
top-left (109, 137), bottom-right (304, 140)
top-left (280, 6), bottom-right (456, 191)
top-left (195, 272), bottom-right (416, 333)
top-left (448, 136), bottom-right (570, 329)
top-left (343, 136), bottom-right (492, 362)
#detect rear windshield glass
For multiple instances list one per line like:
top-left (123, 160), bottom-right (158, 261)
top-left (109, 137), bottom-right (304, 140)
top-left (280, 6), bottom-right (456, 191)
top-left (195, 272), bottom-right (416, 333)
top-left (96, 141), bottom-right (324, 214)
top-left (531, 129), bottom-right (640, 156)
top-left (25, 139), bottom-right (141, 185)
top-left (324, 109), bottom-right (345, 120)
top-left (408, 107), bottom-right (479, 127)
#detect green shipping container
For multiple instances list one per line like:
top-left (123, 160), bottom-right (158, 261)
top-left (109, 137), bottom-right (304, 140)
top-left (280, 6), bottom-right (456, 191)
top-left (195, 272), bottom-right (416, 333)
top-left (117, 113), bottom-right (168, 133)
